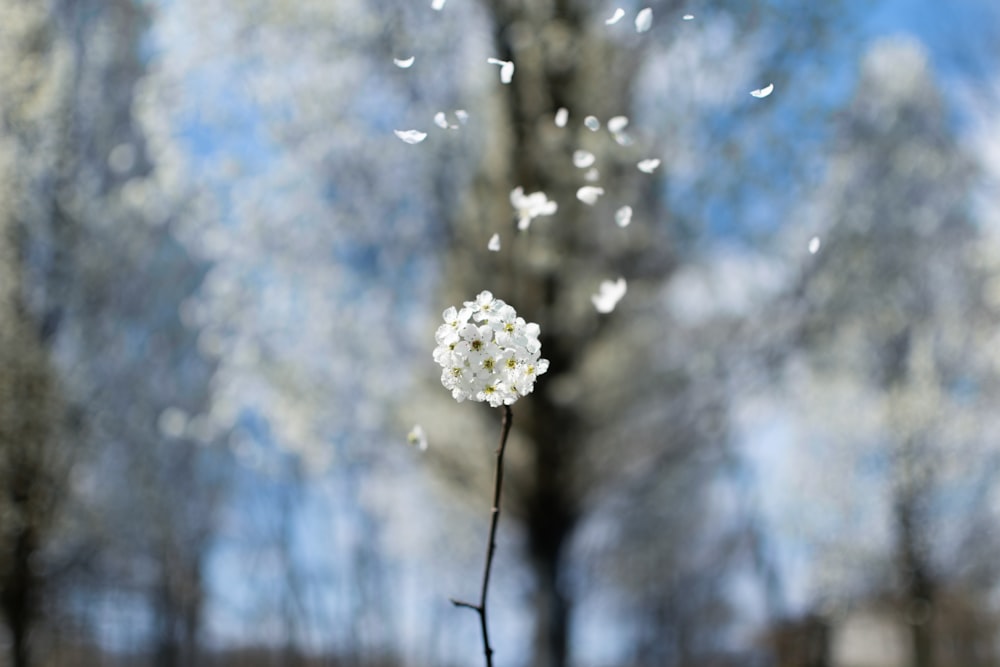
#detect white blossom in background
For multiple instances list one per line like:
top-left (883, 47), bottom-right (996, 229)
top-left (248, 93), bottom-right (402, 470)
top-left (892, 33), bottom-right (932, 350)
top-left (555, 107), bottom-right (569, 127)
top-left (750, 83), bottom-right (775, 98)
top-left (455, 109), bottom-right (469, 124)
top-left (584, 115), bottom-right (600, 131)
top-left (431, 0), bottom-right (446, 9)
top-left (434, 112), bottom-right (449, 129)
top-left (591, 277), bottom-right (628, 313)
top-left (488, 233), bottom-right (501, 251)
top-left (577, 186), bottom-right (605, 205)
top-left (393, 56), bottom-right (415, 68)
top-left (637, 158), bottom-right (661, 173)
top-left (573, 150), bottom-right (596, 168)
top-left (407, 424), bottom-right (429, 451)
top-left (605, 8), bottom-right (625, 25)
top-left (584, 168), bottom-right (600, 182)
top-left (510, 187), bottom-right (558, 230)
top-left (488, 57), bottom-right (515, 84)
top-left (615, 205), bottom-right (633, 228)
top-left (683, 14), bottom-right (695, 20)
top-left (809, 236), bottom-right (821, 254)
top-left (635, 8), bottom-right (653, 33)
top-left (433, 291), bottom-right (549, 407)
top-left (394, 129), bottom-right (428, 144)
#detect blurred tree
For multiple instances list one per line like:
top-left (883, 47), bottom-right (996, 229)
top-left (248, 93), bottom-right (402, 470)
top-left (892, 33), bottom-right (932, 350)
top-left (774, 35), bottom-right (1000, 667)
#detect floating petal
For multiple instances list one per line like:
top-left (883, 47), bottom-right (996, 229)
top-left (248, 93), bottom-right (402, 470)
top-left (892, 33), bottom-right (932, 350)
top-left (555, 107), bottom-right (569, 127)
top-left (584, 115), bottom-right (600, 131)
top-left (635, 7), bottom-right (653, 33)
top-left (488, 57), bottom-right (515, 84)
top-left (615, 206), bottom-right (633, 228)
top-left (637, 158), bottom-right (661, 173)
top-left (431, 0), bottom-right (446, 10)
top-left (750, 83), bottom-right (774, 98)
top-left (394, 129), bottom-right (427, 144)
top-left (488, 233), bottom-right (501, 252)
top-left (592, 277), bottom-right (627, 313)
top-left (682, 14), bottom-right (694, 20)
top-left (573, 150), bottom-right (596, 168)
top-left (808, 236), bottom-right (821, 254)
top-left (434, 112), bottom-right (449, 129)
top-left (576, 186), bottom-right (605, 205)
top-left (605, 8), bottom-right (625, 24)
top-left (585, 168), bottom-right (600, 182)
top-left (455, 109), bottom-right (469, 124)
top-left (393, 56), bottom-right (415, 68)
top-left (607, 115), bottom-right (629, 133)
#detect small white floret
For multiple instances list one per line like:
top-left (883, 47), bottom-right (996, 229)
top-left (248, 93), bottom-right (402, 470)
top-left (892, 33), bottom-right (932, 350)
top-left (615, 206), bottom-right (633, 228)
top-left (808, 236), bottom-right (821, 254)
top-left (394, 129), bottom-right (427, 144)
top-left (591, 277), bottom-right (627, 313)
top-left (393, 56), bottom-right (415, 68)
top-left (555, 107), bottom-right (569, 127)
top-left (576, 186), bottom-right (605, 205)
top-left (434, 112), bottom-right (449, 129)
top-left (584, 115), bottom-right (600, 131)
top-left (488, 233), bottom-right (501, 252)
top-left (750, 83), bottom-right (774, 98)
top-left (635, 7), bottom-right (653, 33)
top-left (682, 14), bottom-right (694, 20)
top-left (455, 109), bottom-right (469, 124)
top-left (637, 158), bottom-right (661, 173)
top-left (605, 8), bottom-right (625, 24)
top-left (431, 0), bottom-right (446, 10)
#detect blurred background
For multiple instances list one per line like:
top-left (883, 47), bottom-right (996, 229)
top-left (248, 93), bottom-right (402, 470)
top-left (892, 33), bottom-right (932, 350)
top-left (2, 0), bottom-right (1000, 666)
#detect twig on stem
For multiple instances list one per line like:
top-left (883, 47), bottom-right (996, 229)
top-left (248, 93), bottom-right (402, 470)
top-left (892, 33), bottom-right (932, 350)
top-left (450, 403), bottom-right (513, 667)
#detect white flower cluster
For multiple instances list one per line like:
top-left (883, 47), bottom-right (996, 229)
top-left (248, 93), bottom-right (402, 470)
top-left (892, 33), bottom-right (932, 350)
top-left (433, 291), bottom-right (549, 407)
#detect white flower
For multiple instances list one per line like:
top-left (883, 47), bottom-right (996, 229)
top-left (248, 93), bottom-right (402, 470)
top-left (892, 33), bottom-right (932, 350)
top-left (808, 236), bottom-right (821, 254)
top-left (683, 14), bottom-right (695, 20)
top-left (554, 107), bottom-right (569, 127)
top-left (576, 186), bottom-right (605, 205)
top-left (488, 233), bottom-right (501, 251)
top-left (407, 425), bottom-right (429, 451)
top-left (584, 115), bottom-right (600, 131)
top-left (750, 83), bottom-right (774, 98)
top-left (607, 116), bottom-right (629, 133)
top-left (393, 56), bottom-right (415, 68)
top-left (591, 277), bottom-right (627, 313)
top-left (510, 187), bottom-right (558, 230)
top-left (432, 292), bottom-right (549, 406)
top-left (434, 112), bottom-right (449, 129)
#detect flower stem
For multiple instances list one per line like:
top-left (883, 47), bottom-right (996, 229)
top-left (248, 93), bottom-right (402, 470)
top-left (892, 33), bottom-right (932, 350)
top-left (451, 404), bottom-right (513, 667)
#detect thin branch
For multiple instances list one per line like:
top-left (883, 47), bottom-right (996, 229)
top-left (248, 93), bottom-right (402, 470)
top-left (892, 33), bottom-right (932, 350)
top-left (451, 403), bottom-right (513, 667)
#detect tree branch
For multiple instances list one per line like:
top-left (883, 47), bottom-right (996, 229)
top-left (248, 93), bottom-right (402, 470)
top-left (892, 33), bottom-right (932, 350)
top-left (451, 403), bottom-right (513, 667)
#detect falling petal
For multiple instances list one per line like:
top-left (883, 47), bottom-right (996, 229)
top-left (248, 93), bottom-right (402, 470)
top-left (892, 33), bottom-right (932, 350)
top-left (488, 57), bottom-right (515, 84)
top-left (637, 158), bottom-right (661, 173)
top-left (584, 115), bottom-right (600, 131)
top-left (394, 129), bottom-right (427, 144)
top-left (431, 0), bottom-right (446, 9)
top-left (555, 108), bottom-right (569, 127)
top-left (434, 112), bottom-right (449, 129)
top-left (573, 150), bottom-right (596, 168)
top-left (750, 83), bottom-right (775, 98)
top-left (605, 8), bottom-right (625, 24)
top-left (808, 236), bottom-right (821, 254)
top-left (591, 277), bottom-right (628, 313)
top-left (635, 7), bottom-right (653, 33)
top-left (576, 186), bottom-right (605, 205)
top-left (455, 109), bottom-right (469, 124)
top-left (407, 425), bottom-right (429, 451)
top-left (585, 168), bottom-right (600, 182)
top-left (615, 206), bottom-right (633, 228)
top-left (488, 233), bottom-right (501, 252)
top-left (393, 56), bottom-right (415, 68)
top-left (682, 14), bottom-right (695, 20)
top-left (607, 115), bottom-right (629, 133)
